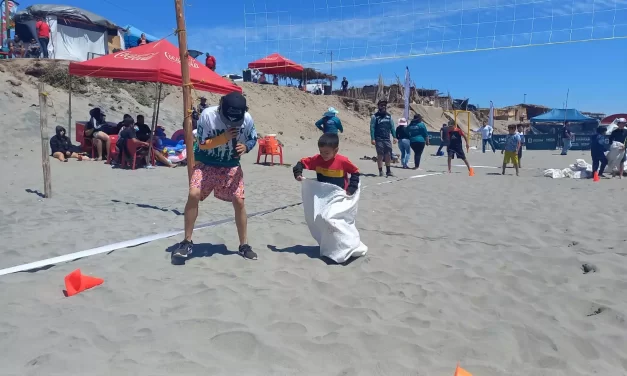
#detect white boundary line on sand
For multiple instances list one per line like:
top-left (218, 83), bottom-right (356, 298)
top-left (0, 173), bottom-right (443, 277)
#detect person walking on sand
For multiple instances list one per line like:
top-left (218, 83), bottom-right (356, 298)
top-left (480, 121), bottom-right (496, 153)
top-left (315, 107), bottom-right (343, 134)
top-left (406, 114), bottom-right (430, 170)
top-left (516, 124), bottom-right (525, 168)
top-left (395, 118), bottom-right (411, 169)
top-left (370, 99), bottom-right (396, 177)
top-left (172, 92), bottom-right (259, 261)
top-left (501, 124), bottom-right (521, 176)
top-left (561, 121), bottom-right (574, 155)
top-left (447, 123), bottom-right (474, 175)
top-left (436, 123), bottom-right (449, 155)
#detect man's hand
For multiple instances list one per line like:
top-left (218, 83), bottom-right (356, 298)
top-left (393, 139), bottom-right (397, 144)
top-left (235, 143), bottom-right (247, 156)
top-left (295, 175), bottom-right (303, 181)
top-left (371, 140), bottom-right (376, 146)
top-left (226, 128), bottom-right (239, 140)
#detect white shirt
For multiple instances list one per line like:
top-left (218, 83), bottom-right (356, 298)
top-left (481, 125), bottom-right (493, 140)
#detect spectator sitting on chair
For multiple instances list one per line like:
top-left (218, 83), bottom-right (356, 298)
top-left (116, 114), bottom-right (134, 134)
top-left (12, 35), bottom-right (25, 58)
top-left (138, 33), bottom-right (147, 46)
top-left (117, 119), bottom-right (177, 168)
top-left (273, 75), bottom-right (279, 85)
top-left (135, 115), bottom-right (152, 142)
top-left (50, 126), bottom-right (92, 162)
top-left (86, 107), bottom-right (112, 161)
top-left (26, 39), bottom-right (41, 58)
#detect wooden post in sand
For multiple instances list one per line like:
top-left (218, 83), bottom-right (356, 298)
top-left (174, 0), bottom-right (195, 181)
top-left (68, 75), bottom-right (72, 141)
top-left (38, 83), bottom-right (52, 198)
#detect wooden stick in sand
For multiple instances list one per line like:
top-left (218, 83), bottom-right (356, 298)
top-left (38, 83), bottom-right (52, 198)
top-left (174, 0), bottom-right (194, 181)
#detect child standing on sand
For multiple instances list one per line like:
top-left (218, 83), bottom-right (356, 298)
top-left (517, 124), bottom-right (525, 168)
top-left (502, 124), bottom-right (521, 176)
top-left (293, 133), bottom-right (360, 195)
top-left (446, 123), bottom-right (473, 175)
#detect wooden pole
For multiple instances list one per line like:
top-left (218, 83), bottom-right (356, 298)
top-left (174, 0), bottom-right (194, 181)
top-left (38, 83), bottom-right (52, 198)
top-left (148, 83), bottom-right (162, 166)
top-left (68, 75), bottom-right (72, 142)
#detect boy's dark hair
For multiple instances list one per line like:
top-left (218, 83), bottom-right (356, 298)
top-left (597, 126), bottom-right (607, 134)
top-left (318, 133), bottom-right (339, 148)
top-left (508, 124), bottom-right (516, 129)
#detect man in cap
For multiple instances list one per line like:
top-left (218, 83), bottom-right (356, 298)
top-left (370, 99), bottom-right (397, 177)
top-left (173, 92), bottom-right (259, 260)
top-left (197, 97), bottom-right (209, 114)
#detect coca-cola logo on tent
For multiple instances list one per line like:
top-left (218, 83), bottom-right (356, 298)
top-left (164, 52), bottom-right (199, 68)
top-left (114, 51), bottom-right (158, 61)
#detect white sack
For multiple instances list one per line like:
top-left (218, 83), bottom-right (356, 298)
top-left (544, 169), bottom-right (564, 178)
top-left (301, 179), bottom-right (368, 263)
top-left (607, 141), bottom-right (625, 172)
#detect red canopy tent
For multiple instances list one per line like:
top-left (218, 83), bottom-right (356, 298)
top-left (248, 53), bottom-right (304, 74)
top-left (601, 113), bottom-right (627, 125)
top-left (69, 40), bottom-right (241, 94)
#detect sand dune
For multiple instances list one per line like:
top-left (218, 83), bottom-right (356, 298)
top-left (1, 60), bottom-right (626, 376)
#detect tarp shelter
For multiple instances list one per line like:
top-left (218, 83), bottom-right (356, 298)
top-left (14, 4), bottom-right (125, 61)
top-left (530, 109), bottom-right (597, 123)
top-left (123, 25), bottom-right (159, 48)
top-left (68, 39), bottom-right (241, 94)
top-left (248, 53), bottom-right (304, 74)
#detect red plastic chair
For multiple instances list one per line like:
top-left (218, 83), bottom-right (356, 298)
top-left (256, 136), bottom-right (283, 165)
top-left (121, 139), bottom-right (156, 170)
top-left (171, 129), bottom-right (185, 142)
top-left (75, 122), bottom-right (94, 155)
top-left (106, 135), bottom-right (119, 164)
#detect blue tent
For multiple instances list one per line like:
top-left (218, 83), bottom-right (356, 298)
top-left (531, 108), bottom-right (596, 123)
top-left (123, 25), bottom-right (159, 48)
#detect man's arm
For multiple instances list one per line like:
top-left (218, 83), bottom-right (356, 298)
top-left (198, 132), bottom-right (229, 150)
top-left (315, 118), bottom-right (324, 131)
top-left (390, 118), bottom-right (397, 138)
top-left (336, 118), bottom-right (343, 133)
top-left (370, 116), bottom-right (376, 141)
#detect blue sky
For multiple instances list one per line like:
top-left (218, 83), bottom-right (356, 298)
top-left (20, 0), bottom-right (627, 114)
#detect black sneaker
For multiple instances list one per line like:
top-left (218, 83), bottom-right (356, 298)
top-left (386, 171), bottom-right (394, 177)
top-left (379, 171), bottom-right (384, 177)
top-left (238, 244), bottom-right (258, 260)
top-left (172, 240), bottom-right (193, 259)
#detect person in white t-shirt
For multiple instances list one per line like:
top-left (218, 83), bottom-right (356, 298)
top-left (480, 122), bottom-right (496, 153)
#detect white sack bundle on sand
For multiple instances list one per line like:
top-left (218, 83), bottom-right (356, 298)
top-left (301, 179), bottom-right (368, 263)
top-left (544, 146), bottom-right (627, 178)
top-left (544, 159), bottom-right (592, 179)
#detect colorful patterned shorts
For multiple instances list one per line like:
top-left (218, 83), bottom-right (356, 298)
top-left (190, 163), bottom-right (244, 202)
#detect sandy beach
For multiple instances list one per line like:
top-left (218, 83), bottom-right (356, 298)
top-left (1, 60), bottom-right (627, 375)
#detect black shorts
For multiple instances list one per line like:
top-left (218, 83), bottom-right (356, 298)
top-left (447, 145), bottom-right (466, 160)
top-left (375, 139), bottom-right (393, 156)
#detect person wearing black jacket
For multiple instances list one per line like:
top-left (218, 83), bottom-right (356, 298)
top-left (50, 126), bottom-right (90, 162)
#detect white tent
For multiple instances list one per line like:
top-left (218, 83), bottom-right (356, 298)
top-left (14, 5), bottom-right (125, 61)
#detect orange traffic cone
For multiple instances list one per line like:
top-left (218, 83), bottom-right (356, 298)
top-left (454, 363), bottom-right (473, 376)
top-left (64, 269), bottom-right (103, 297)
top-left (593, 171), bottom-right (600, 182)
top-left (469, 167), bottom-right (475, 177)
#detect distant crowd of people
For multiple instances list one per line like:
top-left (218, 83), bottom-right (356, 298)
top-left (4, 17), bottom-right (50, 59)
